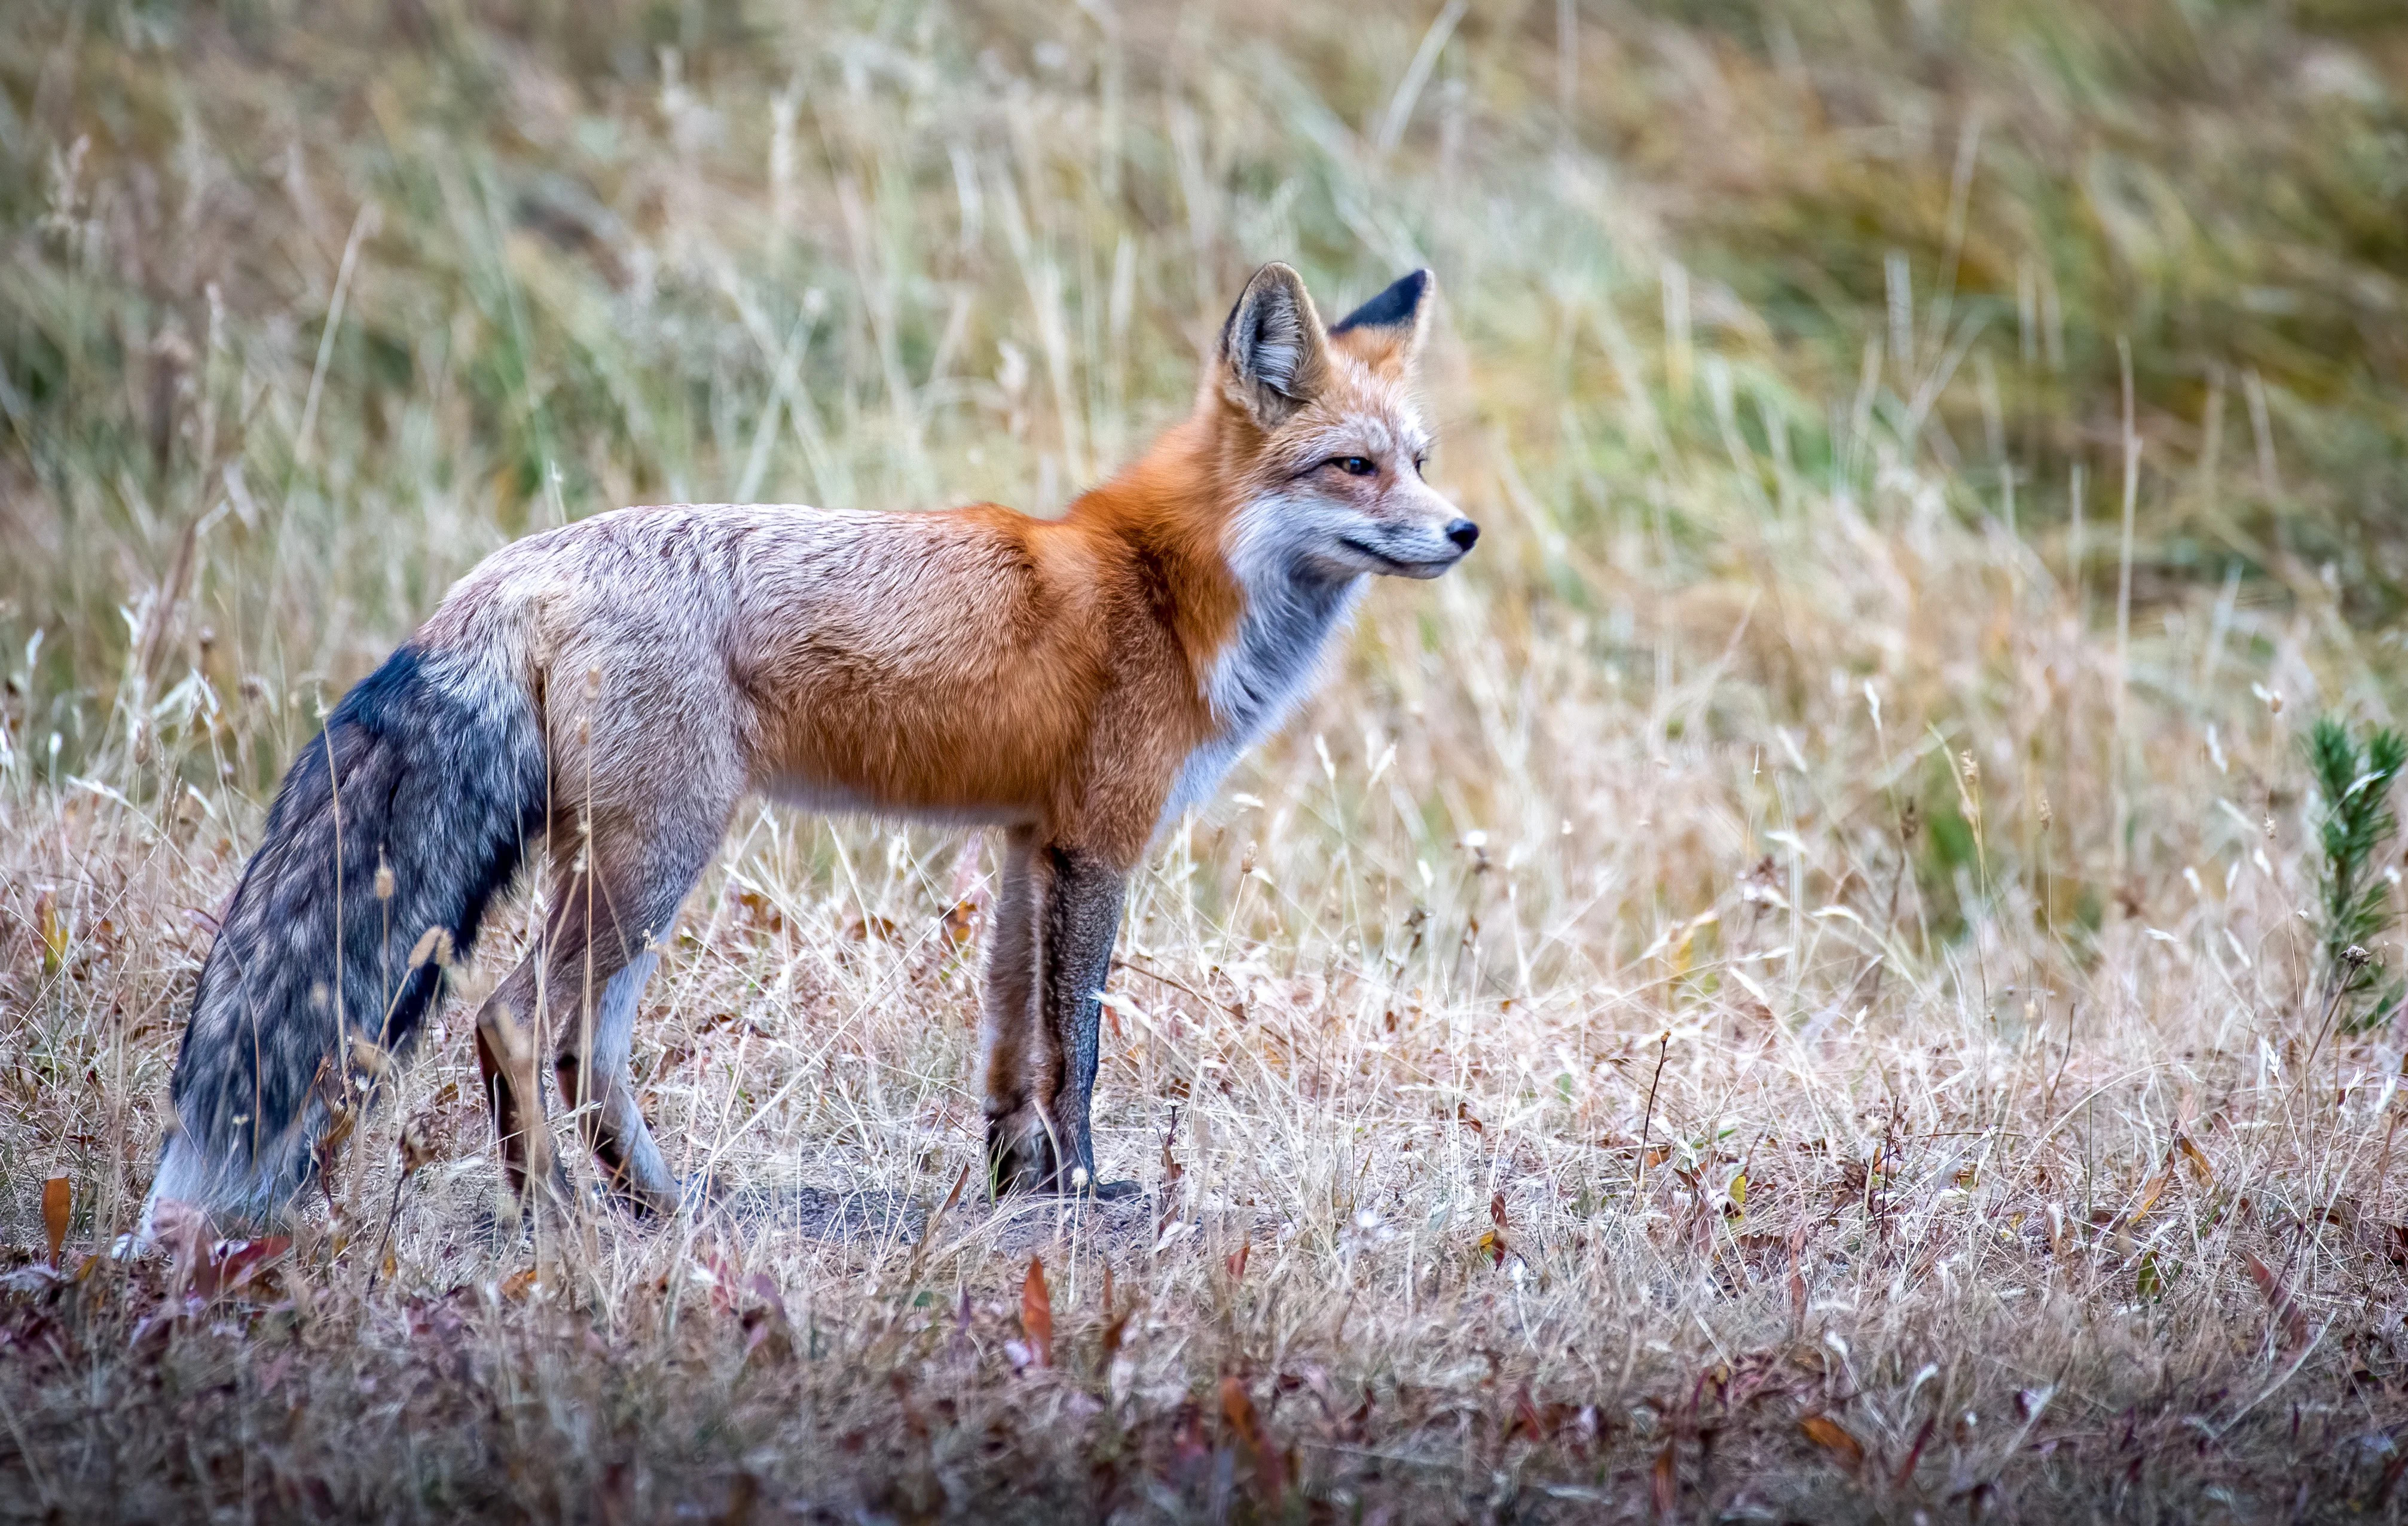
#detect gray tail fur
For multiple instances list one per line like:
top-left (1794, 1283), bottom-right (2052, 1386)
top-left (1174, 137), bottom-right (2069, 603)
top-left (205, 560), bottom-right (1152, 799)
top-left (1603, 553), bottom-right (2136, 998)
top-left (148, 644), bottom-right (546, 1227)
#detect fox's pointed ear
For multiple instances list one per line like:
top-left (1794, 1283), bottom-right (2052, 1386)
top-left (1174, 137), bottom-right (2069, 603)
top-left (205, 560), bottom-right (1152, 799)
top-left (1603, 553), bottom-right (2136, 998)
top-left (1328, 268), bottom-right (1434, 375)
top-left (1216, 263), bottom-right (1331, 429)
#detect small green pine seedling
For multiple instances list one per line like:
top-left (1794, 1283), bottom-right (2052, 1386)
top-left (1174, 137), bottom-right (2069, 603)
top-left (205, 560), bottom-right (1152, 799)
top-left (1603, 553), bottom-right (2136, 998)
top-left (2305, 715), bottom-right (2407, 1030)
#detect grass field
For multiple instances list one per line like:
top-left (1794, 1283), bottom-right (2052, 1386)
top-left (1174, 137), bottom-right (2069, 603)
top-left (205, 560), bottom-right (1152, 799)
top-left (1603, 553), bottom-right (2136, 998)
top-left (6, 0), bottom-right (2408, 1519)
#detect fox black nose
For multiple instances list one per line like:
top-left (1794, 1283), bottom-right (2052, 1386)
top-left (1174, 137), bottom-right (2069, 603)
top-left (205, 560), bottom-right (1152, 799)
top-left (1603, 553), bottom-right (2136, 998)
top-left (1445, 518), bottom-right (1480, 551)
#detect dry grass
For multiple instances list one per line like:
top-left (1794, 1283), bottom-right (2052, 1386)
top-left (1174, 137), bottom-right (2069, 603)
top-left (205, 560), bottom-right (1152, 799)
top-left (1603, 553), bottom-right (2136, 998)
top-left (6, 1), bottom-right (2408, 1519)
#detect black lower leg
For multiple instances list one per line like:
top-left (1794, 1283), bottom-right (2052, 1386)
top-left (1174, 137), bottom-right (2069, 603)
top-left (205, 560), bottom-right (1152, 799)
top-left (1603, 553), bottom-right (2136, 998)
top-left (1038, 846), bottom-right (1129, 1194)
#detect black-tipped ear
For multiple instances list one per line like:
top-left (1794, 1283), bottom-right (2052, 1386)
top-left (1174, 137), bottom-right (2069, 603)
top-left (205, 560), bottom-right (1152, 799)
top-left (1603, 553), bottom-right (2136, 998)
top-left (1217, 263), bottom-right (1331, 427)
top-left (1330, 269), bottom-right (1430, 336)
top-left (1328, 269), bottom-right (1434, 374)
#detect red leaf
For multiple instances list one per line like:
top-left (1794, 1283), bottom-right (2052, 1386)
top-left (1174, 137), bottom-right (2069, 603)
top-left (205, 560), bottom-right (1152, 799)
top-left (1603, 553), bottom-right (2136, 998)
top-left (42, 1178), bottom-right (69, 1265)
top-left (742, 1271), bottom-right (787, 1323)
top-left (211, 1237), bottom-right (291, 1298)
top-left (2243, 1252), bottom-right (2311, 1352)
top-left (1510, 1385), bottom-right (1549, 1441)
top-left (699, 1251), bottom-right (739, 1316)
top-left (1226, 1236), bottom-right (1251, 1281)
top-left (1651, 1439), bottom-right (1677, 1518)
top-left (1220, 1375), bottom-right (1286, 1500)
top-left (1893, 1412), bottom-right (1937, 1487)
top-left (1099, 1265), bottom-right (1138, 1363)
top-left (1020, 1257), bottom-right (1054, 1368)
top-left (1800, 1414), bottom-right (1865, 1469)
top-left (1220, 1374), bottom-right (1263, 1449)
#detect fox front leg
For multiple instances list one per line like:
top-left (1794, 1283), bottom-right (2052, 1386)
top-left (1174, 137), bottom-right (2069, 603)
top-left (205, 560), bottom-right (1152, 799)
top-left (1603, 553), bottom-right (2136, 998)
top-left (1034, 845), bottom-right (1136, 1197)
top-left (980, 838), bottom-right (1135, 1196)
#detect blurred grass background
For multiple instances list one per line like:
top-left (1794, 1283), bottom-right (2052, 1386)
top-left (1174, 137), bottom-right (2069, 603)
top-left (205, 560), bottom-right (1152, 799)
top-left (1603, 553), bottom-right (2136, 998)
top-left (5, 0), bottom-right (2404, 769)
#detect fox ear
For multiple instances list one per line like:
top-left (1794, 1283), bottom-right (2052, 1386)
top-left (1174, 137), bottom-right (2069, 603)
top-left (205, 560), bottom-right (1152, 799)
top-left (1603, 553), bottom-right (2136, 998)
top-left (1328, 268), bottom-right (1433, 375)
top-left (1217, 263), bottom-right (1330, 428)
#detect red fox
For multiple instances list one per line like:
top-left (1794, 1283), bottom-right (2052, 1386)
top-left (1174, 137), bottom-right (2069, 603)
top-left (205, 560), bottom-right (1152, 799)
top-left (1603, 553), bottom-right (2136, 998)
top-left (148, 263), bottom-right (1473, 1225)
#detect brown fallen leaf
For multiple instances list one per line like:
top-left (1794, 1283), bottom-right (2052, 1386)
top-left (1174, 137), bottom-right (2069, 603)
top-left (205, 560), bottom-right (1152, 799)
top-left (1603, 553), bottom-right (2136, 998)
top-left (1020, 1256), bottom-right (1054, 1368)
top-left (1220, 1373), bottom-right (1261, 1447)
top-left (1101, 1288), bottom-right (1138, 1363)
top-left (36, 889), bottom-right (66, 973)
top-left (2173, 1133), bottom-right (2214, 1188)
top-left (1651, 1439), bottom-right (1677, 1518)
top-left (347, 1035), bottom-right (392, 1080)
top-left (911, 1163), bottom-right (971, 1265)
top-left (2130, 1164), bottom-right (2172, 1222)
top-left (398, 1117), bottom-right (437, 1177)
top-left (1800, 1413), bottom-right (1866, 1469)
top-left (1509, 1385), bottom-right (1551, 1442)
top-left (1226, 1236), bottom-right (1251, 1282)
top-left (42, 1176), bottom-right (69, 1265)
top-left (1159, 1109), bottom-right (1186, 1188)
top-left (1098, 1262), bottom-right (1142, 1362)
top-left (1220, 1374), bottom-right (1286, 1500)
top-left (2242, 1252), bottom-right (2310, 1351)
top-left (714, 1470), bottom-right (758, 1526)
top-left (741, 1301), bottom-right (794, 1365)
top-left (314, 1096), bottom-right (359, 1173)
top-left (940, 899), bottom-right (977, 945)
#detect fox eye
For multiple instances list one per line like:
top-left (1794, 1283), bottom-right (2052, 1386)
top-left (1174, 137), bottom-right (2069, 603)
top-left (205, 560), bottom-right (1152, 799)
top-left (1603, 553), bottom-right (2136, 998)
top-left (1330, 455), bottom-right (1377, 477)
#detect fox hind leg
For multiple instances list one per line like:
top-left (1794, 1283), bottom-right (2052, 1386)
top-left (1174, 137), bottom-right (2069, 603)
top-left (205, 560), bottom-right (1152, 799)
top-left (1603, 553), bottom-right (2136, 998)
top-left (474, 941), bottom-right (680, 1218)
top-left (473, 952), bottom-right (561, 1212)
top-left (560, 949), bottom-right (680, 1213)
top-left (545, 824), bottom-right (720, 1216)
top-left (472, 805), bottom-right (725, 1218)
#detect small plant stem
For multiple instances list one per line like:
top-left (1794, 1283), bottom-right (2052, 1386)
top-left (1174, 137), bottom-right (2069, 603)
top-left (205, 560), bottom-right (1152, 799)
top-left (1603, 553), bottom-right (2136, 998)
top-left (365, 1170), bottom-right (410, 1296)
top-left (2376, 1109), bottom-right (2401, 1218)
top-left (1634, 1030), bottom-right (1670, 1201)
top-left (2301, 958), bottom-right (2357, 1087)
top-left (2110, 338), bottom-right (2140, 880)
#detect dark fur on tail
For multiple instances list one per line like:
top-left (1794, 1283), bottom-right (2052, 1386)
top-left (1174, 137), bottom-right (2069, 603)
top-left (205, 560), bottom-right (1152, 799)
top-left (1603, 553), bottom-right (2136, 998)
top-left (149, 644), bottom-right (546, 1224)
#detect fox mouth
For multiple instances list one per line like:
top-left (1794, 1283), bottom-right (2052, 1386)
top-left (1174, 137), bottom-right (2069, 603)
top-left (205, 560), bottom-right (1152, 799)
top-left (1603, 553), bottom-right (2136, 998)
top-left (1340, 536), bottom-right (1460, 576)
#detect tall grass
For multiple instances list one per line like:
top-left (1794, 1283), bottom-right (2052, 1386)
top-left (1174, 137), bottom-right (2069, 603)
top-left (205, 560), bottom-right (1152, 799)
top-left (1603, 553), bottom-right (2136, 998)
top-left (4, 0), bottom-right (2408, 1517)
top-left (2306, 714), bottom-right (2406, 1030)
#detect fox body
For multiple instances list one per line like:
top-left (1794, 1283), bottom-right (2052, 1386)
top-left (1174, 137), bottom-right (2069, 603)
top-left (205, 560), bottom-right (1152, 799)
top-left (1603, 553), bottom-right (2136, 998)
top-left (151, 263), bottom-right (1473, 1224)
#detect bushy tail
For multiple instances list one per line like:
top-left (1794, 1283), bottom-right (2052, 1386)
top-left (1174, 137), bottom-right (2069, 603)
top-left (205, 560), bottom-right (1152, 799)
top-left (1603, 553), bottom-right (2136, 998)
top-left (148, 644), bottom-right (547, 1227)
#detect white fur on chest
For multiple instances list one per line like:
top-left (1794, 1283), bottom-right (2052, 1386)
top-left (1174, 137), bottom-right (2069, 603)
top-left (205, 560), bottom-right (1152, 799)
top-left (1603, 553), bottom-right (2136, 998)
top-left (1159, 504), bottom-right (1365, 834)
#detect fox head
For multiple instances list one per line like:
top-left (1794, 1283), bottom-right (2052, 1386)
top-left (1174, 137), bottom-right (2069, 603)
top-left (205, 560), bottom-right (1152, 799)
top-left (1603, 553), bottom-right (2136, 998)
top-left (1209, 264), bottom-right (1476, 583)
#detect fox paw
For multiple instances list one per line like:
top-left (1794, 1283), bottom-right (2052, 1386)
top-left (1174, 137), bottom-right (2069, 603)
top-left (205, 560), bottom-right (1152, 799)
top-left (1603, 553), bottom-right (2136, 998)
top-left (985, 1112), bottom-right (1059, 1196)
